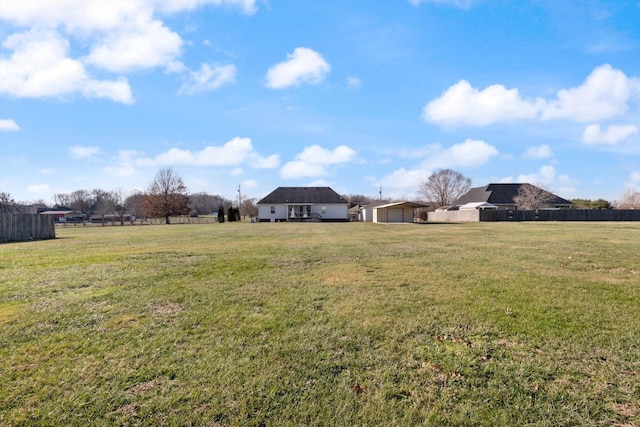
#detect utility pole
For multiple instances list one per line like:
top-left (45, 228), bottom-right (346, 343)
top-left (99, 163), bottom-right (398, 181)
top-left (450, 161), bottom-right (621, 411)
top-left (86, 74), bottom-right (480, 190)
top-left (237, 184), bottom-right (242, 218)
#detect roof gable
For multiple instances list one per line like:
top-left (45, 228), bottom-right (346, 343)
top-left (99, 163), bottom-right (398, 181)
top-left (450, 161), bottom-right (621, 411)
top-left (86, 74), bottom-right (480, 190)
top-left (257, 187), bottom-right (349, 205)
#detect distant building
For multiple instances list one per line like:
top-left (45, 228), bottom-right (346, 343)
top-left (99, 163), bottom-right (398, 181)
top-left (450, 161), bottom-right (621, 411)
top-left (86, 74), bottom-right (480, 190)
top-left (257, 187), bottom-right (349, 222)
top-left (370, 201), bottom-right (429, 223)
top-left (455, 183), bottom-right (573, 210)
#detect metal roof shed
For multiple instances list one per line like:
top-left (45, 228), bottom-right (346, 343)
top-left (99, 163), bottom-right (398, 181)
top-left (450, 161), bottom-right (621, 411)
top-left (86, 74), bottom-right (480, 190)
top-left (373, 201), bottom-right (428, 223)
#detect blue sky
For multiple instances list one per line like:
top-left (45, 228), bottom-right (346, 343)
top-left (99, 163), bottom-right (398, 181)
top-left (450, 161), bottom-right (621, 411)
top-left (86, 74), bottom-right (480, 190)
top-left (1, 0), bottom-right (639, 205)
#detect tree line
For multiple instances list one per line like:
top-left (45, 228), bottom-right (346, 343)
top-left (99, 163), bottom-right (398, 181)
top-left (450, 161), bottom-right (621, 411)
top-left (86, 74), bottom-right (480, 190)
top-left (2, 167), bottom-right (639, 221)
top-left (1, 168), bottom-right (259, 224)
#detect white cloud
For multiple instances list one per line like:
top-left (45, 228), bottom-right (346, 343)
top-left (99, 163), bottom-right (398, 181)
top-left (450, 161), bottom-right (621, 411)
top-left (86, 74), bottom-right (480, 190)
top-left (424, 64), bottom-right (639, 127)
top-left (375, 139), bottom-right (498, 197)
top-left (423, 80), bottom-right (541, 126)
top-left (408, 0), bottom-right (481, 9)
top-left (0, 0), bottom-right (257, 102)
top-left (0, 1), bottom-right (147, 31)
top-left (0, 119), bottom-right (20, 131)
top-left (155, 0), bottom-right (259, 15)
top-left (83, 78), bottom-right (134, 103)
top-left (281, 145), bottom-right (356, 179)
top-left (165, 60), bottom-right (188, 74)
top-left (178, 63), bottom-right (236, 95)
top-left (265, 47), bottom-right (331, 89)
top-left (103, 150), bottom-right (141, 177)
top-left (0, 30), bottom-right (133, 103)
top-left (509, 165), bottom-right (576, 197)
top-left (581, 124), bottom-right (638, 145)
top-left (523, 144), bottom-right (554, 159)
top-left (252, 154), bottom-right (281, 169)
top-left (136, 137), bottom-right (279, 168)
top-left (347, 76), bottom-right (362, 89)
top-left (280, 161), bottom-right (326, 179)
top-left (377, 167), bottom-right (428, 191)
top-left (103, 165), bottom-right (139, 178)
top-left (69, 145), bottom-right (101, 159)
top-left (242, 178), bottom-right (258, 189)
top-left (0, 1), bottom-right (258, 28)
top-left (26, 184), bottom-right (51, 194)
top-left (423, 139), bottom-right (499, 168)
top-left (627, 171), bottom-right (640, 190)
top-left (542, 64), bottom-right (640, 122)
top-left (85, 19), bottom-right (183, 72)
top-left (298, 145), bottom-right (356, 164)
top-left (518, 165), bottom-right (557, 186)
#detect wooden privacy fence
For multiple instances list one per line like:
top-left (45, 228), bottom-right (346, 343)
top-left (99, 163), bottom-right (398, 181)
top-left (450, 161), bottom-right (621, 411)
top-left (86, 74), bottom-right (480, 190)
top-left (0, 214), bottom-right (56, 242)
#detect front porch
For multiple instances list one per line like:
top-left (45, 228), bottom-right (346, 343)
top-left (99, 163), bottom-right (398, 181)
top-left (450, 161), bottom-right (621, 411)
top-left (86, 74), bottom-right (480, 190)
top-left (287, 204), bottom-right (322, 221)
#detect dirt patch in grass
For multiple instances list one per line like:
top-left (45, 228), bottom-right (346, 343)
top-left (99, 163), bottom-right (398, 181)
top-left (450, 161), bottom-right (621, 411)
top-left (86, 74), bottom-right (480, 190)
top-left (153, 301), bottom-right (184, 315)
top-left (613, 403), bottom-right (639, 418)
top-left (117, 402), bottom-right (140, 417)
top-left (129, 380), bottom-right (156, 394)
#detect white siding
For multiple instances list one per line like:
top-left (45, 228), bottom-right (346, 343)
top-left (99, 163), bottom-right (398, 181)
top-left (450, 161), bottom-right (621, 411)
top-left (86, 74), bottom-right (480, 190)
top-left (318, 204), bottom-right (348, 220)
top-left (258, 204), bottom-right (289, 221)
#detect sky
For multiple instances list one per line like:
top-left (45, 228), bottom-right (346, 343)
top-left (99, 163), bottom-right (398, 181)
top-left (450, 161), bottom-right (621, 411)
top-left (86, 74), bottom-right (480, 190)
top-left (1, 0), bottom-right (639, 205)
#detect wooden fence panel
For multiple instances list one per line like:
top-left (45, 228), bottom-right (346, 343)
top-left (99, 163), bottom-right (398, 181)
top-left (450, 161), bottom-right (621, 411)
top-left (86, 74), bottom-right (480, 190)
top-left (0, 214), bottom-right (56, 242)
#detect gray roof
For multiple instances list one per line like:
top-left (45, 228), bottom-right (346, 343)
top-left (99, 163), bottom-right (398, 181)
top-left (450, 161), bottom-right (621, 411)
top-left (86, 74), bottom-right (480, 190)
top-left (257, 187), bottom-right (349, 205)
top-left (375, 201), bottom-right (429, 209)
top-left (455, 183), bottom-right (573, 206)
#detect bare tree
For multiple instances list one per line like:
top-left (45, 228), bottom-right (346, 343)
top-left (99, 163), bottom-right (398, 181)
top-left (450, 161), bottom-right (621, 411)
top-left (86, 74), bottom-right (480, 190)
top-left (0, 192), bottom-right (18, 213)
top-left (616, 188), bottom-right (640, 209)
top-left (53, 193), bottom-right (72, 208)
top-left (92, 189), bottom-right (115, 225)
top-left (69, 189), bottom-right (93, 214)
top-left (514, 183), bottom-right (555, 210)
top-left (343, 194), bottom-right (376, 205)
top-left (141, 167), bottom-right (190, 224)
top-left (111, 188), bottom-right (128, 226)
top-left (190, 192), bottom-right (231, 216)
top-left (418, 169), bottom-right (472, 208)
top-left (125, 191), bottom-right (145, 222)
top-left (240, 197), bottom-right (258, 218)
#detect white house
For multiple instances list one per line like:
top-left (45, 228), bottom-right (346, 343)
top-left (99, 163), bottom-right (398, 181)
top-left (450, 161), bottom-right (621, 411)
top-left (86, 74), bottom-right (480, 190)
top-left (257, 187), bottom-right (349, 222)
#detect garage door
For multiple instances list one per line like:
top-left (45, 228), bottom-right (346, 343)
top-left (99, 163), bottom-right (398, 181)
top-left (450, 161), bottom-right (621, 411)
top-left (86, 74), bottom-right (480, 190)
top-left (387, 208), bottom-right (404, 222)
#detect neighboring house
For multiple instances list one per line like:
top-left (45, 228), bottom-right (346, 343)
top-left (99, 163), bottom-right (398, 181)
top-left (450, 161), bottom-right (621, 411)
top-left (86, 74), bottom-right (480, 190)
top-left (372, 201), bottom-right (429, 223)
top-left (454, 183), bottom-right (573, 210)
top-left (257, 187), bottom-right (349, 222)
top-left (40, 209), bottom-right (85, 222)
top-left (348, 203), bottom-right (361, 221)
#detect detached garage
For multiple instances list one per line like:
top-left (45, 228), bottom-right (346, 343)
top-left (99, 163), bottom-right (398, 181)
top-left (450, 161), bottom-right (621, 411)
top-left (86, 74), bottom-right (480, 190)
top-left (373, 201), bottom-right (428, 223)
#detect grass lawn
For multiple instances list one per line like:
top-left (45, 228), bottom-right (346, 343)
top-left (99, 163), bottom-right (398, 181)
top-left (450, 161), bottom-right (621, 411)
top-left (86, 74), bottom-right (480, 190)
top-left (1, 222), bottom-right (639, 426)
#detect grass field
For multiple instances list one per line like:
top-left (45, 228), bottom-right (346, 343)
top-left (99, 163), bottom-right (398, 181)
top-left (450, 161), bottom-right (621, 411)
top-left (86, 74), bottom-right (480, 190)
top-left (1, 222), bottom-right (639, 426)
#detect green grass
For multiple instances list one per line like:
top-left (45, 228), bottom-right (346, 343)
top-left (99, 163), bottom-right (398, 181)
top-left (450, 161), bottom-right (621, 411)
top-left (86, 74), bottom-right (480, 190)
top-left (1, 222), bottom-right (639, 426)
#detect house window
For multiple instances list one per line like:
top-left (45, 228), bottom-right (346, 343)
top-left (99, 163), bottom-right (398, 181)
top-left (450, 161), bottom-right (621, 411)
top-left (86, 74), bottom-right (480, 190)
top-left (321, 205), bottom-right (327, 214)
top-left (270, 206), bottom-right (275, 214)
